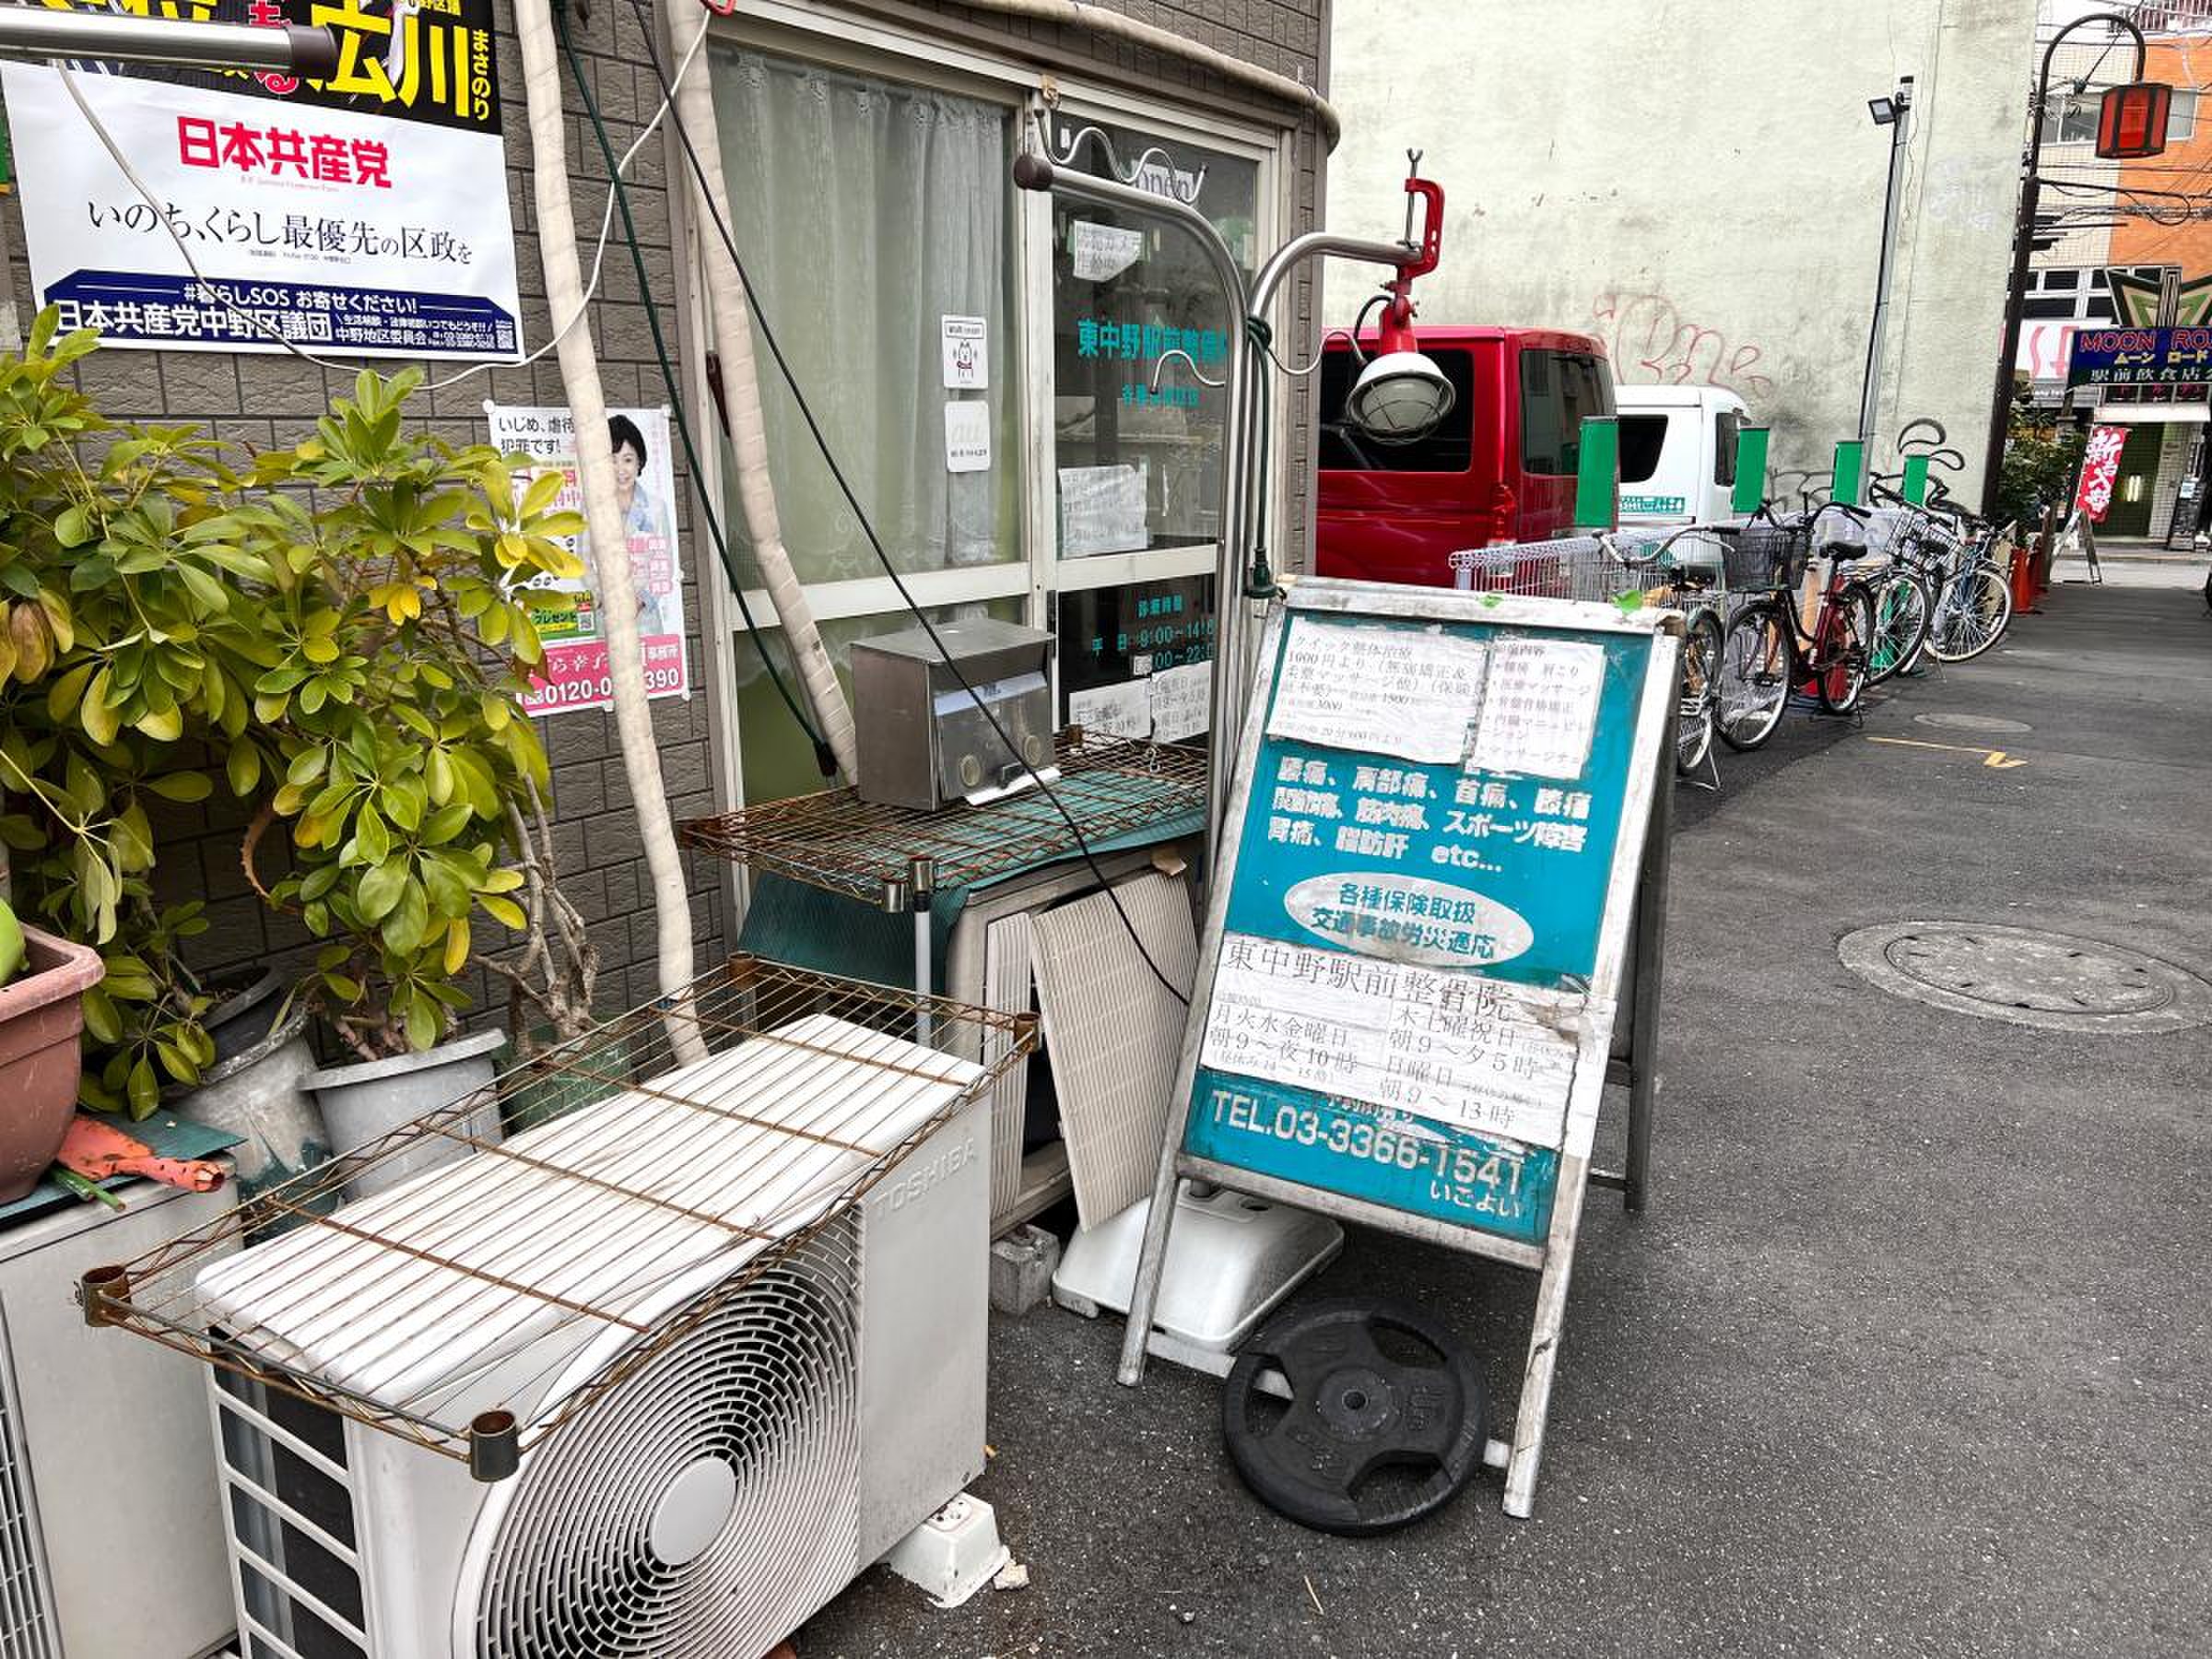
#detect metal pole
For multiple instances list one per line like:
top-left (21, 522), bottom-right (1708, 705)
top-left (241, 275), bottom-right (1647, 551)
top-left (1235, 230), bottom-right (1430, 716)
top-left (1011, 165), bottom-right (1431, 865)
top-left (1859, 77), bottom-right (1914, 453)
top-left (910, 855), bottom-right (936, 1048)
top-left (0, 13), bottom-right (336, 76)
top-left (1248, 229), bottom-right (1422, 321)
top-left (1979, 15), bottom-right (2148, 513)
top-left (1621, 658), bottom-right (1677, 1214)
top-left (1013, 154), bottom-right (1250, 867)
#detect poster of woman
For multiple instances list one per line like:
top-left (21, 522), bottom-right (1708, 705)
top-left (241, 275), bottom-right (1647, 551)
top-left (488, 402), bottom-right (690, 717)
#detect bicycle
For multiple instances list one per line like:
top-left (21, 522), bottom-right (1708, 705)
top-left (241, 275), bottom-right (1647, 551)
top-left (1916, 503), bottom-right (2013, 664)
top-left (1715, 503), bottom-right (1880, 751)
top-left (1457, 530), bottom-right (1726, 779)
top-left (1857, 488), bottom-right (1937, 685)
top-left (1598, 528), bottom-right (1728, 777)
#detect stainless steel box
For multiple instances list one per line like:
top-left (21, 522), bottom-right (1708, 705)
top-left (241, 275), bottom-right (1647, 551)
top-left (852, 618), bottom-right (1056, 810)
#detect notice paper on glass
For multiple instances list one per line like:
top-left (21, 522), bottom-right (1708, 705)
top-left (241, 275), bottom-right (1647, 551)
top-left (1072, 219), bottom-right (1146, 282)
top-left (1069, 677), bottom-right (1151, 740)
top-left (1059, 465), bottom-right (1149, 556)
top-left (1200, 934), bottom-right (1582, 1149)
top-left (941, 314), bottom-right (989, 389)
top-left (1265, 618), bottom-right (1488, 764)
top-left (945, 400), bottom-right (992, 473)
top-left (1148, 660), bottom-right (1212, 743)
top-left (1468, 639), bottom-right (1606, 781)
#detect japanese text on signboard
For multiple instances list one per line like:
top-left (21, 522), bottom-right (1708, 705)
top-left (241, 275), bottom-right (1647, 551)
top-left (5, 0), bottom-right (518, 358)
top-left (2065, 326), bottom-right (2212, 388)
top-left (1185, 612), bottom-right (1655, 1244)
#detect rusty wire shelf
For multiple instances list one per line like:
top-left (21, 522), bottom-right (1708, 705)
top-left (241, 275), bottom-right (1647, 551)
top-left (677, 728), bottom-right (1206, 904)
top-left (81, 958), bottom-right (1036, 1477)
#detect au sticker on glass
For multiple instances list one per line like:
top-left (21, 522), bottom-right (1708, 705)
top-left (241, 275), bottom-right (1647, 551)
top-left (1283, 874), bottom-right (1534, 968)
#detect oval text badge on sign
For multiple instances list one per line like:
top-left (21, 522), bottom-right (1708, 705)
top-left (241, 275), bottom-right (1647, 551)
top-left (1283, 874), bottom-right (1535, 969)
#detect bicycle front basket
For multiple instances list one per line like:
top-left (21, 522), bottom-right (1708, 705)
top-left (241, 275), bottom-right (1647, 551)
top-left (1730, 524), bottom-right (1805, 591)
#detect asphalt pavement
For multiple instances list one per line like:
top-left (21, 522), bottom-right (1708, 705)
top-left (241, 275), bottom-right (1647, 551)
top-left (805, 576), bottom-right (2212, 1659)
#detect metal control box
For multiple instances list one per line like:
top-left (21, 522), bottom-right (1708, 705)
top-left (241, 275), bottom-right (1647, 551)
top-left (853, 618), bottom-right (1056, 810)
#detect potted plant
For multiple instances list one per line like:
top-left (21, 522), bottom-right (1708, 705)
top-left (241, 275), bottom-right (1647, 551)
top-left (1, 323), bottom-right (597, 1198)
top-left (0, 898), bottom-right (104, 1202)
top-left (0, 314), bottom-right (265, 1121)
top-left (228, 368), bottom-right (590, 1193)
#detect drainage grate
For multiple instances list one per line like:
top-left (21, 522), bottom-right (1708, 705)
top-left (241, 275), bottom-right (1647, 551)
top-left (1912, 712), bottom-right (2030, 735)
top-left (1838, 922), bottom-right (2212, 1035)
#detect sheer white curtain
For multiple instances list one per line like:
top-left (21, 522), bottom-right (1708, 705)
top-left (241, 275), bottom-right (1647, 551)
top-left (712, 49), bottom-right (1016, 585)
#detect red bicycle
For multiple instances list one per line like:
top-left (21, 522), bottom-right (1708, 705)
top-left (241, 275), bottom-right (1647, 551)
top-left (1716, 504), bottom-right (1879, 750)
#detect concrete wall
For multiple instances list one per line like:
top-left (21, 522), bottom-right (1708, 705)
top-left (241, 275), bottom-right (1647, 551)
top-left (1324, 0), bottom-right (2035, 504)
top-left (0, 0), bottom-right (1325, 1031)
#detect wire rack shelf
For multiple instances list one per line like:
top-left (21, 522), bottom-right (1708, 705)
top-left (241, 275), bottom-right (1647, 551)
top-left (1449, 531), bottom-right (1722, 605)
top-left (677, 728), bottom-right (1206, 902)
top-left (81, 958), bottom-right (1037, 1477)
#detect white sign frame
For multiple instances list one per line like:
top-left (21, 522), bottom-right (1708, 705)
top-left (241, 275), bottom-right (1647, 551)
top-left (1118, 579), bottom-right (1683, 1520)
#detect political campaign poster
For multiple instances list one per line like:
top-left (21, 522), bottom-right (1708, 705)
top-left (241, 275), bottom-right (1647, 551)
top-left (488, 404), bottom-right (690, 719)
top-left (0, 0), bottom-right (521, 359)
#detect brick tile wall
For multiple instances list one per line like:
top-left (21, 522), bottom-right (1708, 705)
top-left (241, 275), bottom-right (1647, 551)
top-left (0, 0), bottom-right (1325, 1040)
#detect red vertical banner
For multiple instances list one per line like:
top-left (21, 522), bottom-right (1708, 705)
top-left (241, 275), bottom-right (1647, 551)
top-left (2076, 424), bottom-right (2128, 523)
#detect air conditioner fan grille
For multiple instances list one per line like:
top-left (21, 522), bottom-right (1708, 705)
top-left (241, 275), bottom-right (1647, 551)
top-left (473, 1215), bottom-right (861, 1658)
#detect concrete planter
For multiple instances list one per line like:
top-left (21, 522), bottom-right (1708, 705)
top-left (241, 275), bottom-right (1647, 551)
top-left (171, 1007), bottom-right (331, 1200)
top-left (0, 924), bottom-right (104, 1204)
top-left (198, 963), bottom-right (289, 1068)
top-left (302, 1027), bottom-right (507, 1202)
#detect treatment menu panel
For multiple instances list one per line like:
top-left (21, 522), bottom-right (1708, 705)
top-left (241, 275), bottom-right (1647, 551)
top-left (1184, 610), bottom-right (1657, 1245)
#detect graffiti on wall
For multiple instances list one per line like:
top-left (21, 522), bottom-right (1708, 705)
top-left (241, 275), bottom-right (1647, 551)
top-left (1592, 290), bottom-right (1775, 401)
top-left (1918, 158), bottom-right (2003, 237)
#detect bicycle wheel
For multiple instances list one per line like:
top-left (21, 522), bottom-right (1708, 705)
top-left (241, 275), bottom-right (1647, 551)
top-left (1717, 600), bottom-right (1792, 752)
top-left (1675, 608), bottom-right (1722, 776)
top-left (1924, 566), bottom-right (2012, 663)
top-left (1814, 582), bottom-right (1875, 714)
top-left (1866, 570), bottom-right (1930, 686)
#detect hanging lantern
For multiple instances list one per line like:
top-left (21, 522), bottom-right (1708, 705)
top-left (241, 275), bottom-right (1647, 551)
top-left (2096, 81), bottom-right (2173, 159)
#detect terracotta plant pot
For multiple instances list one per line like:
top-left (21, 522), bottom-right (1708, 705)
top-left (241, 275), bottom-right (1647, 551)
top-left (0, 924), bottom-right (104, 1204)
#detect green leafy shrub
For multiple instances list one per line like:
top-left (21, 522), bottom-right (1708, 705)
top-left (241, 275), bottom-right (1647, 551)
top-left (1994, 412), bottom-right (2085, 535)
top-left (0, 317), bottom-right (253, 1112)
top-left (0, 316), bottom-right (586, 1109)
top-left (233, 368), bottom-right (585, 1061)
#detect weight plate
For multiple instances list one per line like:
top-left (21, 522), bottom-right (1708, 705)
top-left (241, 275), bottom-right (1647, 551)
top-left (1221, 1297), bottom-right (1486, 1536)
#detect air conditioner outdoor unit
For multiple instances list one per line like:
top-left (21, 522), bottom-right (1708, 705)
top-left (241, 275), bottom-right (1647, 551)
top-left (159, 998), bottom-right (996, 1659)
top-left (0, 1176), bottom-right (238, 1659)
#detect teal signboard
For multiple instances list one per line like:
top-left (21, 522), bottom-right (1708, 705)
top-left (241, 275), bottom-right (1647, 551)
top-left (1181, 604), bottom-right (1662, 1247)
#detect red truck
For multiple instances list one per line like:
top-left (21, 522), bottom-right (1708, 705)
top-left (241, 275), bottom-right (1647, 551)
top-left (1316, 326), bottom-right (1617, 587)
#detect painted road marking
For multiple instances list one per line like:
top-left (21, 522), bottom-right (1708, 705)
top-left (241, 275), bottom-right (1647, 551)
top-left (1868, 735), bottom-right (2028, 770)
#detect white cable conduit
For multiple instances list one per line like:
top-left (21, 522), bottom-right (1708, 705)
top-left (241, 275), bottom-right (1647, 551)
top-left (861, 0), bottom-right (1343, 147)
top-left (514, 0), bottom-right (707, 1062)
top-left (660, 0), bottom-right (860, 779)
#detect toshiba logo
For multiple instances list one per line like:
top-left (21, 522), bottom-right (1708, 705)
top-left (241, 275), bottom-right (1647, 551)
top-left (872, 1136), bottom-right (976, 1215)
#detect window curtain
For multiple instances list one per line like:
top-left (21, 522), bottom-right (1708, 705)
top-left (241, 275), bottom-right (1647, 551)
top-left (712, 49), bottom-right (1015, 586)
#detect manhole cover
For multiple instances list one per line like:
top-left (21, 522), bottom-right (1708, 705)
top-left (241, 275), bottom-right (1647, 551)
top-left (1912, 712), bottom-right (2030, 735)
top-left (1839, 923), bottom-right (2212, 1034)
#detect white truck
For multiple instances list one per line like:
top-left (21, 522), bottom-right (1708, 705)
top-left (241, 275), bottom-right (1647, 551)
top-left (1616, 384), bottom-right (1752, 529)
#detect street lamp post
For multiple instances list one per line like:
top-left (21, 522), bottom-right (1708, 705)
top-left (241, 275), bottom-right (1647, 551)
top-left (1979, 13), bottom-right (2156, 515)
top-left (1861, 77), bottom-right (1915, 452)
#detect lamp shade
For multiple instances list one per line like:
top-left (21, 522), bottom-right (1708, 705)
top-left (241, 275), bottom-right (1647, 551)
top-left (2096, 81), bottom-right (2172, 159)
top-left (1347, 351), bottom-right (1455, 442)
